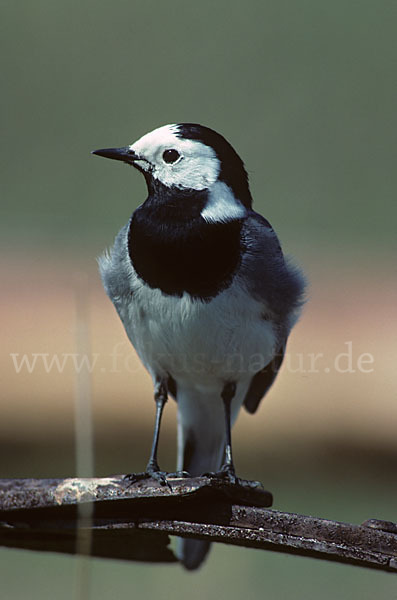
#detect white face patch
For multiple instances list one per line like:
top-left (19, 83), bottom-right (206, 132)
top-left (129, 124), bottom-right (220, 190)
top-left (201, 181), bottom-right (247, 223)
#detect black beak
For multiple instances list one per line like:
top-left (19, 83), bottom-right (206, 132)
top-left (91, 146), bottom-right (140, 164)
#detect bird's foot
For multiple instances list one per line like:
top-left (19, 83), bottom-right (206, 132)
top-left (123, 467), bottom-right (191, 490)
top-left (123, 469), bottom-right (169, 489)
top-left (123, 460), bottom-right (171, 488)
top-left (167, 470), bottom-right (191, 479)
top-left (204, 465), bottom-right (263, 490)
top-left (203, 464), bottom-right (238, 485)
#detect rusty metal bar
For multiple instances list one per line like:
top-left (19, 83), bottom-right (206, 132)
top-left (0, 476), bottom-right (395, 572)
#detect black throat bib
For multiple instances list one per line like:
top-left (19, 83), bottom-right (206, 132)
top-left (128, 184), bottom-right (243, 300)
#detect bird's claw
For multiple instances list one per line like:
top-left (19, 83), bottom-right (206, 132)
top-left (166, 470), bottom-right (191, 479)
top-left (123, 468), bottom-right (171, 489)
top-left (203, 464), bottom-right (238, 486)
top-left (203, 466), bottom-right (262, 490)
top-left (123, 467), bottom-right (191, 490)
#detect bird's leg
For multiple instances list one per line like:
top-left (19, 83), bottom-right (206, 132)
top-left (124, 379), bottom-right (189, 488)
top-left (219, 381), bottom-right (238, 484)
top-left (145, 379), bottom-right (168, 476)
top-left (148, 382), bottom-right (191, 479)
top-left (124, 379), bottom-right (170, 487)
top-left (204, 382), bottom-right (263, 490)
top-left (203, 382), bottom-right (238, 485)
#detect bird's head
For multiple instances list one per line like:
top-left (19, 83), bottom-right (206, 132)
top-left (92, 123), bottom-right (252, 220)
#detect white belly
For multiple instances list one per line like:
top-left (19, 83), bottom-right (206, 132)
top-left (118, 276), bottom-right (276, 387)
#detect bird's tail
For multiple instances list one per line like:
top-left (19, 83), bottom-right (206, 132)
top-left (175, 387), bottom-right (226, 570)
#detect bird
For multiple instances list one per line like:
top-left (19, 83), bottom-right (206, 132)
top-left (92, 123), bottom-right (305, 569)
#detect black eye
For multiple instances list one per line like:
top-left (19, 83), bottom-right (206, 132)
top-left (162, 149), bottom-right (180, 164)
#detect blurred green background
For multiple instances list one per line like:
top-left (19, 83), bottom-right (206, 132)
top-left (1, 0), bottom-right (397, 598)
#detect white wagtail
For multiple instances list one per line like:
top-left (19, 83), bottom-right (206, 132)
top-left (92, 123), bottom-right (305, 568)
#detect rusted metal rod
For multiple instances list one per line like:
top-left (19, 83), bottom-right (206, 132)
top-left (0, 476), bottom-right (395, 572)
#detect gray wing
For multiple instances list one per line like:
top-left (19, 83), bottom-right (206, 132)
top-left (239, 212), bottom-right (305, 322)
top-left (243, 344), bottom-right (286, 414)
top-left (240, 212), bottom-right (306, 413)
top-left (98, 223), bottom-right (136, 311)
